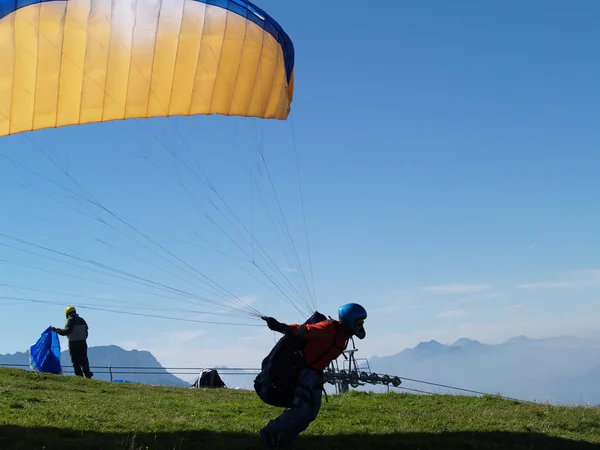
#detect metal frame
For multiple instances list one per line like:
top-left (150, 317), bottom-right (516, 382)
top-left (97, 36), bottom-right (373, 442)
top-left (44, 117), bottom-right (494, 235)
top-left (324, 337), bottom-right (402, 394)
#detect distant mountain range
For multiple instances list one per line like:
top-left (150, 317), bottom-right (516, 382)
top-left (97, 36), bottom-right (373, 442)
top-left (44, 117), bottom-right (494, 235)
top-left (3, 335), bottom-right (600, 405)
top-left (368, 335), bottom-right (600, 406)
top-left (0, 345), bottom-right (190, 388)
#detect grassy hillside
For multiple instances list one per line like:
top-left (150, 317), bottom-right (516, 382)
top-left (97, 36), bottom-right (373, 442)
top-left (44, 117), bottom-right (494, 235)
top-left (1, 367), bottom-right (600, 450)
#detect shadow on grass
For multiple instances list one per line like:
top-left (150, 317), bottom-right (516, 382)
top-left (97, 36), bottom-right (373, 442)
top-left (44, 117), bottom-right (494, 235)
top-left (2, 425), bottom-right (600, 450)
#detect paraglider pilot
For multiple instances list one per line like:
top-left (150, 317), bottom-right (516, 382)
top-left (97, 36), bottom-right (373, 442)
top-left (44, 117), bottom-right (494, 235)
top-left (51, 306), bottom-right (94, 378)
top-left (260, 303), bottom-right (367, 449)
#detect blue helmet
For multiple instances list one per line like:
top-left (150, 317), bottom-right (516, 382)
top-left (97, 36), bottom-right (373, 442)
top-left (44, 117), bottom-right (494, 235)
top-left (338, 303), bottom-right (367, 339)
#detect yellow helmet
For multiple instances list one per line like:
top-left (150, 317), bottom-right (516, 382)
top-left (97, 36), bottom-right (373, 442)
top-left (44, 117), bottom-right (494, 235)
top-left (65, 306), bottom-right (76, 317)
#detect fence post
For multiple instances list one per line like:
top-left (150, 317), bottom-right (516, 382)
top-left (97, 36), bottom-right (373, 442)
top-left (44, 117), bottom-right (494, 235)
top-left (108, 365), bottom-right (113, 382)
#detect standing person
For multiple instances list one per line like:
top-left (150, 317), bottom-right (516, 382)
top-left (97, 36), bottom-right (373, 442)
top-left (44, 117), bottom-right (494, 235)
top-left (259, 303), bottom-right (367, 449)
top-left (51, 306), bottom-right (94, 378)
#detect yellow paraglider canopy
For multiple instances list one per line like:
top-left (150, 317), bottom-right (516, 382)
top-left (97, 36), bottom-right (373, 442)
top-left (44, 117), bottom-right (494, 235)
top-left (0, 0), bottom-right (295, 136)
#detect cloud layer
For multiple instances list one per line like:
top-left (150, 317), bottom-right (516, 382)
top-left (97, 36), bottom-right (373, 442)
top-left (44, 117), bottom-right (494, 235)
top-left (518, 269), bottom-right (600, 289)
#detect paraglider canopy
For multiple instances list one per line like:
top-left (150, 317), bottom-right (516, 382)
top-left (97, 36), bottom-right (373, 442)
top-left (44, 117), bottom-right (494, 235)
top-left (0, 0), bottom-right (295, 136)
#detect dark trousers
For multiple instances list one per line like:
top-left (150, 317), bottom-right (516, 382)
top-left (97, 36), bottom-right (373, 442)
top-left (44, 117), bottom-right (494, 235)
top-left (69, 340), bottom-right (93, 378)
top-left (266, 367), bottom-right (323, 445)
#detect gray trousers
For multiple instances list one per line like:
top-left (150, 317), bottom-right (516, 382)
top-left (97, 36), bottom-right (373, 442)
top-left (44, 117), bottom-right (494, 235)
top-left (267, 367), bottom-right (323, 445)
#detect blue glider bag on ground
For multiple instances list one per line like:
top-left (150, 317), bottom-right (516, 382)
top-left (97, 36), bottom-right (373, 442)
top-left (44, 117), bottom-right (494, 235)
top-left (30, 327), bottom-right (62, 374)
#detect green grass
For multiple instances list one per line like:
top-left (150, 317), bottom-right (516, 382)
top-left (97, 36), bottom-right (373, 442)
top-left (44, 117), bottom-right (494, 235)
top-left (1, 367), bottom-right (600, 449)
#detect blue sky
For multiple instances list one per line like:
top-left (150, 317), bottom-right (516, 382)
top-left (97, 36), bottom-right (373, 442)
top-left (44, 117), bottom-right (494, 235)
top-left (1, 0), bottom-right (600, 375)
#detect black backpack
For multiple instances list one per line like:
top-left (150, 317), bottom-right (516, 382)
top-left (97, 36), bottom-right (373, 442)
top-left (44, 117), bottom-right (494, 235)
top-left (254, 311), bottom-right (328, 408)
top-left (195, 369), bottom-right (226, 388)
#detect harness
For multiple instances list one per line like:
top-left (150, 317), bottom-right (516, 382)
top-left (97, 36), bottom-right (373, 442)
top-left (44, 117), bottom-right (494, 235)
top-left (254, 313), bottom-right (349, 408)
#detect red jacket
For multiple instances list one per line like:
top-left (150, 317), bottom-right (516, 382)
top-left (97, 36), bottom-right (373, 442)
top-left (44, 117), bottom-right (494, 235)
top-left (289, 320), bottom-right (350, 371)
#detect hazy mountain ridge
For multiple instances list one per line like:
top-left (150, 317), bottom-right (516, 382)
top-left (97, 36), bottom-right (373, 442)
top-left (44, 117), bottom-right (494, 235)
top-left (368, 335), bottom-right (600, 405)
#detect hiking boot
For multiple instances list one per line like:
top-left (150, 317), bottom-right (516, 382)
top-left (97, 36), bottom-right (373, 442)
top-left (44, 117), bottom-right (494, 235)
top-left (259, 427), bottom-right (279, 449)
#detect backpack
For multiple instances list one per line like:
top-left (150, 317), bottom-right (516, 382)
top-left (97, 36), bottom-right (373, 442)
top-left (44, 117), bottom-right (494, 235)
top-left (254, 311), bottom-right (328, 408)
top-left (194, 369), bottom-right (226, 388)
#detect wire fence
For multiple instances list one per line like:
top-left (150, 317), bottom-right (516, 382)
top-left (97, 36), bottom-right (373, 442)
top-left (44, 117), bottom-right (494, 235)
top-left (0, 362), bottom-right (537, 404)
top-left (0, 363), bottom-right (258, 381)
